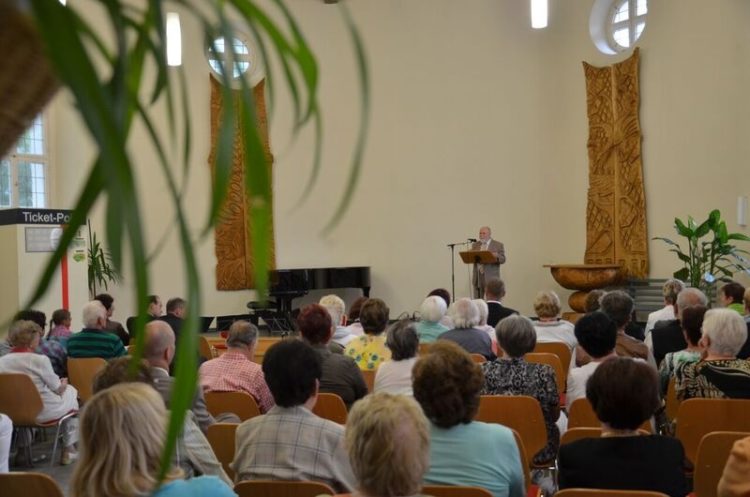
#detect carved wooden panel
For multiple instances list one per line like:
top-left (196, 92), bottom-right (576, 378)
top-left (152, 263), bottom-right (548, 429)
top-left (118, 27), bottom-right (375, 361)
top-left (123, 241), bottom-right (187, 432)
top-left (209, 77), bottom-right (275, 290)
top-left (583, 48), bottom-right (648, 278)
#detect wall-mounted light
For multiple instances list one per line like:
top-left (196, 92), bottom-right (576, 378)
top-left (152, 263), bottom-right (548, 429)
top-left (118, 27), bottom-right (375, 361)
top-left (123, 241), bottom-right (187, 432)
top-left (166, 12), bottom-right (182, 67)
top-left (738, 195), bottom-right (748, 227)
top-left (531, 0), bottom-right (548, 29)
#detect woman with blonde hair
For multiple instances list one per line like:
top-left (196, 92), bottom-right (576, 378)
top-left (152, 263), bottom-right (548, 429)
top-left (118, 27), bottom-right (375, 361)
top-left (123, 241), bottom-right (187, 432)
top-left (71, 383), bottom-right (235, 497)
top-left (532, 290), bottom-right (577, 351)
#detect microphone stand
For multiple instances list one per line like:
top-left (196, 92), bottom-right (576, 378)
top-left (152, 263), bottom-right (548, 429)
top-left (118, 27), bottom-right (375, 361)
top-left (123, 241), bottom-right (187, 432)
top-left (446, 240), bottom-right (472, 302)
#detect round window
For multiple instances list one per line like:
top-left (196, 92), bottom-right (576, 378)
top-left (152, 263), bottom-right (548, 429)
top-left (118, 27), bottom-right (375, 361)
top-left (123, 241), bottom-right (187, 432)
top-left (590, 0), bottom-right (648, 55)
top-left (206, 33), bottom-right (263, 85)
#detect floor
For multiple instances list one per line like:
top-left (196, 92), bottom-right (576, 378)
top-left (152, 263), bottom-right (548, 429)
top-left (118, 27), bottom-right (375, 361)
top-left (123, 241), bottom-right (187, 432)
top-left (9, 429), bottom-right (75, 496)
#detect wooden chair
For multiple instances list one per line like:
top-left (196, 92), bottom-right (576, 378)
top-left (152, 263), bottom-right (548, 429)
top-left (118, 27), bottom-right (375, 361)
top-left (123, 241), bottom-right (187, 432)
top-left (234, 479), bottom-right (335, 497)
top-left (421, 485), bottom-right (493, 497)
top-left (568, 398), bottom-right (652, 433)
top-left (205, 423), bottom-right (239, 481)
top-left (0, 472), bottom-right (65, 497)
top-left (510, 429), bottom-right (542, 497)
top-left (561, 427), bottom-right (603, 445)
top-left (361, 369), bottom-right (375, 393)
top-left (533, 341), bottom-right (572, 379)
top-left (692, 431), bottom-right (749, 497)
top-left (525, 352), bottom-right (565, 394)
top-left (555, 490), bottom-right (669, 497)
top-left (474, 395), bottom-right (547, 466)
top-left (204, 391), bottom-right (261, 421)
top-left (664, 377), bottom-right (679, 421)
top-left (67, 357), bottom-right (106, 403)
top-left (313, 392), bottom-right (348, 424)
top-left (0, 373), bottom-right (78, 467)
top-left (470, 353), bottom-right (487, 364)
top-left (418, 342), bottom-right (432, 356)
top-left (675, 398), bottom-right (750, 465)
top-left (199, 335), bottom-right (216, 361)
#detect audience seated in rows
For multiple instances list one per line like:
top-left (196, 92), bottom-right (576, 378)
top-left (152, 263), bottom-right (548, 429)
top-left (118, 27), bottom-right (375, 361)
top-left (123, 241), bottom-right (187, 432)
top-left (583, 289), bottom-right (605, 313)
top-left (484, 278), bottom-right (518, 327)
top-left (558, 358), bottom-right (688, 497)
top-left (11, 309), bottom-right (69, 378)
top-left (345, 298), bottom-right (392, 371)
top-left (374, 320), bottom-right (419, 396)
top-left (427, 288), bottom-right (454, 329)
top-left (657, 305), bottom-right (705, 395)
top-left (675, 308), bottom-right (750, 400)
top-left (298, 304), bottom-right (367, 408)
top-left (92, 357), bottom-right (231, 484)
top-left (70, 382), bottom-right (234, 497)
top-left (645, 279), bottom-right (685, 336)
top-left (143, 320), bottom-right (215, 432)
top-left (415, 296), bottom-right (450, 343)
top-left (232, 339), bottom-right (356, 491)
top-left (67, 301), bottom-right (127, 360)
top-left (566, 311), bottom-right (618, 410)
top-left (413, 341), bottom-right (524, 497)
top-left (482, 315), bottom-right (560, 465)
top-left (473, 298), bottom-right (499, 355)
top-left (320, 295), bottom-right (357, 348)
top-left (720, 281), bottom-right (746, 315)
top-left (649, 287), bottom-right (708, 365)
top-left (531, 290), bottom-right (577, 352)
top-left (199, 320), bottom-right (274, 413)
top-left (48, 308), bottom-right (72, 340)
top-left (94, 293), bottom-right (129, 346)
top-left (438, 298), bottom-right (495, 361)
top-left (345, 393), bottom-right (429, 497)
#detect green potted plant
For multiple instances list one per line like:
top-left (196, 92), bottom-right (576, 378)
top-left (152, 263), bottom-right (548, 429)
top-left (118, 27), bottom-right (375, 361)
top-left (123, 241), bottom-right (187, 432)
top-left (654, 209), bottom-right (750, 295)
top-left (87, 221), bottom-right (121, 298)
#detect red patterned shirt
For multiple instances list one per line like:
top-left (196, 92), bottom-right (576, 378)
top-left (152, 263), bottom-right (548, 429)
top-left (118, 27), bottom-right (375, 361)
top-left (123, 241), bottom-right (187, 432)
top-left (199, 350), bottom-right (275, 413)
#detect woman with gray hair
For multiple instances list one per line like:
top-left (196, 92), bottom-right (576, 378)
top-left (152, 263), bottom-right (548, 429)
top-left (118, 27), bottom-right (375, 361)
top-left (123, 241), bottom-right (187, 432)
top-left (438, 298), bottom-right (494, 360)
top-left (675, 308), bottom-right (750, 400)
top-left (374, 320), bottom-right (420, 395)
top-left (415, 296), bottom-right (450, 343)
top-left (481, 315), bottom-right (560, 465)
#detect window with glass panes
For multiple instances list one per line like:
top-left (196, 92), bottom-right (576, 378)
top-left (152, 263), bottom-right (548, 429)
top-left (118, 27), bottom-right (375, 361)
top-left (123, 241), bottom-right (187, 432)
top-left (0, 114), bottom-right (48, 209)
top-left (609, 0), bottom-right (647, 51)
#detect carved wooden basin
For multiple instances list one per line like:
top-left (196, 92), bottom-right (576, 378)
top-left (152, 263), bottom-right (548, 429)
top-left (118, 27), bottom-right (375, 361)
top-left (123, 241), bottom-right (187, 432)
top-left (544, 264), bottom-right (623, 291)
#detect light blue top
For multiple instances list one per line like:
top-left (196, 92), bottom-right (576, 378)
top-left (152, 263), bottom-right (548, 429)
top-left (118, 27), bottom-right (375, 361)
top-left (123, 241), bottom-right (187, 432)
top-left (415, 321), bottom-right (450, 343)
top-left (424, 421), bottom-right (525, 497)
top-left (153, 476), bottom-right (237, 497)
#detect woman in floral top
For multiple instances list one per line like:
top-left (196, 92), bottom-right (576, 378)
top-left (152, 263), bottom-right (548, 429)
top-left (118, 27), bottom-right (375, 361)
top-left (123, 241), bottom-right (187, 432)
top-left (658, 305), bottom-right (706, 395)
top-left (481, 315), bottom-right (559, 465)
top-left (346, 298), bottom-right (392, 370)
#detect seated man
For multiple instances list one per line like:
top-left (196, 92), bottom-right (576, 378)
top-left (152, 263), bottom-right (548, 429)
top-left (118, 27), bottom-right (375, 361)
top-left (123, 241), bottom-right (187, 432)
top-left (438, 298), bottom-right (495, 360)
top-left (645, 279), bottom-right (684, 336)
top-left (95, 293), bottom-right (130, 346)
top-left (650, 288), bottom-right (708, 365)
top-left (198, 320), bottom-right (274, 413)
top-left (231, 339), bottom-right (356, 492)
top-left (67, 301), bottom-right (127, 359)
top-left (158, 297), bottom-right (185, 343)
top-left (143, 320), bottom-right (215, 432)
top-left (484, 278), bottom-right (518, 328)
top-left (566, 312), bottom-right (618, 409)
top-left (319, 294), bottom-right (354, 349)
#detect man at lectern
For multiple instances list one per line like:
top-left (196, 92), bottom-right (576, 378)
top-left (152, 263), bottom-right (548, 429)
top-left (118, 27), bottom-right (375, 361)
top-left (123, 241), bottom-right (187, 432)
top-left (471, 226), bottom-right (506, 298)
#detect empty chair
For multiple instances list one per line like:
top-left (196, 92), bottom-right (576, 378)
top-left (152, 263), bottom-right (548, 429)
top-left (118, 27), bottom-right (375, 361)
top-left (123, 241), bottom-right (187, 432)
top-left (67, 357), bottom-right (106, 403)
top-left (0, 472), bottom-right (64, 497)
top-left (234, 480), bottom-right (335, 497)
top-left (675, 398), bottom-right (750, 466)
top-left (206, 423), bottom-right (239, 481)
top-left (204, 391), bottom-right (261, 422)
top-left (312, 392), bottom-right (348, 424)
top-left (692, 431), bottom-right (749, 497)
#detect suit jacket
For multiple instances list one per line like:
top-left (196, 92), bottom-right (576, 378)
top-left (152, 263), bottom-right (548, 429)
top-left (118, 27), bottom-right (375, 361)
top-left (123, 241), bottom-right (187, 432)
top-left (652, 319), bottom-right (687, 367)
top-left (470, 239), bottom-right (506, 281)
top-left (159, 314), bottom-right (184, 343)
top-left (486, 301), bottom-right (518, 328)
top-left (150, 366), bottom-right (215, 433)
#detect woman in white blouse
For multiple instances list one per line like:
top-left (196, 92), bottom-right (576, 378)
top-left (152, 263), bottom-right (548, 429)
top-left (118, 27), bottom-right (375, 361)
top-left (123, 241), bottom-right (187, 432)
top-left (374, 320), bottom-right (419, 396)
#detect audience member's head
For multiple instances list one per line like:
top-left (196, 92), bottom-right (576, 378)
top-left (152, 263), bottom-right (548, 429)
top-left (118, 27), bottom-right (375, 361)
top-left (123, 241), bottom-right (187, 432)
top-left (574, 311), bottom-right (617, 359)
top-left (427, 288), bottom-right (451, 309)
top-left (51, 308), bottom-right (72, 327)
top-left (147, 294), bottom-right (162, 317)
top-left (94, 293), bottom-right (115, 317)
top-left (360, 298), bottom-right (390, 335)
top-left (8, 320), bottom-right (43, 348)
top-left (586, 357), bottom-right (660, 431)
top-left (484, 278), bottom-right (506, 301)
top-left (14, 309), bottom-right (46, 330)
top-left (71, 383), bottom-right (182, 497)
top-left (346, 393), bottom-right (429, 497)
top-left (448, 298), bottom-right (480, 329)
top-left (82, 300), bottom-right (108, 329)
top-left (143, 320), bottom-right (176, 368)
top-left (680, 305), bottom-right (707, 347)
top-left (700, 308), bottom-right (748, 358)
top-left (225, 320), bottom-right (259, 354)
top-left (662, 279), bottom-right (686, 305)
top-left (495, 315), bottom-right (536, 358)
top-left (349, 297), bottom-right (369, 323)
top-left (319, 295), bottom-right (346, 327)
top-left (413, 341), bottom-right (484, 428)
top-left (166, 297), bottom-right (186, 318)
top-left (599, 290), bottom-right (634, 330)
top-left (262, 339), bottom-right (321, 408)
top-left (584, 289), bottom-right (606, 313)
top-left (533, 291), bottom-right (562, 319)
top-left (719, 282), bottom-right (745, 307)
top-left (385, 320), bottom-right (419, 361)
top-left (419, 296), bottom-right (447, 324)
top-left (93, 356), bottom-right (154, 393)
top-left (297, 304), bottom-right (333, 346)
top-left (473, 299), bottom-right (490, 326)
top-left (675, 288), bottom-right (708, 318)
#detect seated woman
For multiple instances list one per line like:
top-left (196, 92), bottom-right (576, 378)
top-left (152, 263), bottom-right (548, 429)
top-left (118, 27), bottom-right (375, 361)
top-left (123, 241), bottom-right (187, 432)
top-left (374, 320), bottom-right (419, 395)
top-left (675, 308), bottom-right (750, 400)
top-left (481, 315), bottom-right (559, 465)
top-left (71, 382), bottom-right (235, 497)
top-left (345, 393), bottom-right (430, 497)
top-left (414, 296), bottom-right (450, 343)
top-left (658, 305), bottom-right (706, 395)
top-left (558, 357), bottom-right (688, 497)
top-left (48, 309), bottom-right (72, 340)
top-left (473, 299), bottom-right (499, 356)
top-left (0, 320), bottom-right (79, 465)
top-left (531, 291), bottom-right (576, 352)
top-left (413, 341), bottom-right (524, 497)
top-left (346, 298), bottom-right (392, 370)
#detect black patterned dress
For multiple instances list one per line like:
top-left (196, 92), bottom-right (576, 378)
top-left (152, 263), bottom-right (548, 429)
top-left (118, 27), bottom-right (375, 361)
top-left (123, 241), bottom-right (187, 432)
top-left (674, 359), bottom-right (750, 400)
top-left (480, 357), bottom-right (559, 464)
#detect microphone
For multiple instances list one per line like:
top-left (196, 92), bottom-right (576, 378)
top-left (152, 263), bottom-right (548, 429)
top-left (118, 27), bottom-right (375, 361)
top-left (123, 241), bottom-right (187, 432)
top-left (468, 238), bottom-right (477, 242)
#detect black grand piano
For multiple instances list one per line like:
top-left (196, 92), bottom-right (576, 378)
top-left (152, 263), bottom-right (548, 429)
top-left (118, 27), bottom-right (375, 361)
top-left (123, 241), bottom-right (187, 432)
top-left (248, 266), bottom-right (371, 331)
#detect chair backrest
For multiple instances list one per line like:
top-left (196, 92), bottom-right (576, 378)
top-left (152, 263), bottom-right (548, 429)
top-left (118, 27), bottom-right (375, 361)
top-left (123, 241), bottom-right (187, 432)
top-left (67, 357), bottom-right (107, 403)
top-left (418, 343), bottom-right (432, 356)
top-left (205, 423), bottom-right (239, 481)
top-left (533, 342), bottom-right (572, 378)
top-left (470, 353), bottom-right (487, 364)
top-left (693, 431), bottom-right (749, 497)
top-left (199, 336), bottom-right (216, 361)
top-left (525, 352), bottom-right (565, 393)
top-left (561, 427), bottom-right (603, 446)
top-left (204, 391), bottom-right (261, 421)
top-left (312, 393), bottom-right (348, 424)
top-left (0, 472), bottom-right (65, 497)
top-left (421, 485), bottom-right (494, 497)
top-left (361, 369), bottom-right (375, 393)
top-left (510, 428), bottom-right (532, 492)
top-left (675, 398), bottom-right (750, 465)
top-left (664, 376), bottom-right (679, 421)
top-left (474, 395), bottom-right (547, 465)
top-left (234, 479), bottom-right (335, 497)
top-left (0, 373), bottom-right (43, 425)
top-left (568, 398), bottom-right (652, 433)
top-left (555, 490), bottom-right (669, 497)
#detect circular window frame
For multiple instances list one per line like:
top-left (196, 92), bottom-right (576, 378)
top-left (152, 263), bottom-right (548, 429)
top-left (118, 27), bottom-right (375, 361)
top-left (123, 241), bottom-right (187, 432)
top-left (590, 0), bottom-right (647, 55)
top-left (205, 29), bottom-right (264, 88)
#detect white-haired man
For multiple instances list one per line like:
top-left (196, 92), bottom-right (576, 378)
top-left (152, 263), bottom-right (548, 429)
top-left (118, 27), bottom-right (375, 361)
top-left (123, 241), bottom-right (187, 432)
top-left (66, 300), bottom-right (127, 359)
top-left (470, 226), bottom-right (506, 298)
top-left (437, 298), bottom-right (495, 360)
top-left (319, 295), bottom-right (355, 348)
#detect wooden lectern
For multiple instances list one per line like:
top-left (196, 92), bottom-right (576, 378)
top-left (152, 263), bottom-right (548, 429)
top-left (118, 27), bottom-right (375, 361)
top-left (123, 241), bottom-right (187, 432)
top-left (460, 250), bottom-right (500, 298)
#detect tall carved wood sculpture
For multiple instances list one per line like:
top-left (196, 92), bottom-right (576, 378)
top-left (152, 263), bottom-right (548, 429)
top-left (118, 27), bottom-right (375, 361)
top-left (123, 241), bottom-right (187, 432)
top-left (209, 77), bottom-right (275, 290)
top-left (583, 48), bottom-right (648, 278)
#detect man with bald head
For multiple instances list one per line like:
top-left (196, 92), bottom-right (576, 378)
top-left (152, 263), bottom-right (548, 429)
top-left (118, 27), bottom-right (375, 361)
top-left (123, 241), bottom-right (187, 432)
top-left (143, 320), bottom-right (215, 433)
top-left (470, 226), bottom-right (506, 298)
